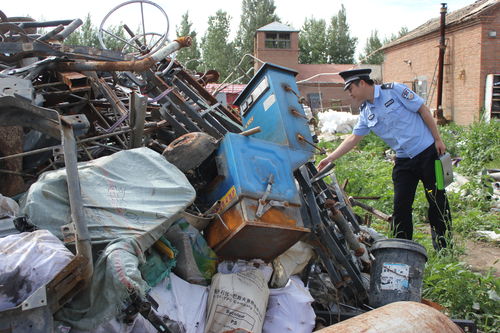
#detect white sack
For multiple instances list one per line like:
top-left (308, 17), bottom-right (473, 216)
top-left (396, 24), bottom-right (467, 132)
top-left (0, 230), bottom-right (73, 310)
top-left (20, 147), bottom-right (195, 244)
top-left (205, 269), bottom-right (269, 333)
top-left (150, 273), bottom-right (208, 333)
top-left (263, 276), bottom-right (316, 333)
top-left (0, 193), bottom-right (18, 218)
top-left (217, 259), bottom-right (273, 283)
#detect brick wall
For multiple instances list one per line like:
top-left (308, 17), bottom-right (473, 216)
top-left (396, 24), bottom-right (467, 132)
top-left (382, 17), bottom-right (497, 125)
top-left (297, 84), bottom-right (354, 111)
top-left (254, 31), bottom-right (300, 72)
top-left (480, 9), bottom-right (500, 120)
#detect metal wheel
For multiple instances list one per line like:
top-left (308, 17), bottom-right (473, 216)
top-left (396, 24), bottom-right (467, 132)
top-left (121, 32), bottom-right (164, 56)
top-left (98, 0), bottom-right (169, 59)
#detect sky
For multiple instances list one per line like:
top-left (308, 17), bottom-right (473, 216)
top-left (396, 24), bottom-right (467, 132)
top-left (2, 0), bottom-right (477, 56)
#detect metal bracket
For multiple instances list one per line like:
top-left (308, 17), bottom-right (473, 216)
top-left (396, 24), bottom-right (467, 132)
top-left (256, 174), bottom-right (288, 218)
top-left (256, 199), bottom-right (289, 218)
top-left (199, 102), bottom-right (221, 117)
top-left (61, 222), bottom-right (76, 242)
top-left (60, 114), bottom-right (90, 137)
top-left (21, 286), bottom-right (47, 311)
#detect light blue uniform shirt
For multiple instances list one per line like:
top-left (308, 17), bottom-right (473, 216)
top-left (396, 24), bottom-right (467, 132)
top-left (353, 83), bottom-right (434, 158)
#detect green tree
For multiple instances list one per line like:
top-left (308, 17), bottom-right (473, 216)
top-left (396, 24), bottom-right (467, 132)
top-left (201, 10), bottom-right (237, 81)
top-left (326, 4), bottom-right (357, 64)
top-left (384, 26), bottom-right (409, 44)
top-left (234, 0), bottom-right (279, 80)
top-left (63, 14), bottom-right (99, 47)
top-left (63, 13), bottom-right (127, 52)
top-left (299, 17), bottom-right (328, 64)
top-left (359, 30), bottom-right (383, 64)
top-left (175, 11), bottom-right (201, 71)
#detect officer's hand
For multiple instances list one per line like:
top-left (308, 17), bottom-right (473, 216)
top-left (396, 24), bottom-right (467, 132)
top-left (435, 139), bottom-right (446, 156)
top-left (317, 156), bottom-right (333, 172)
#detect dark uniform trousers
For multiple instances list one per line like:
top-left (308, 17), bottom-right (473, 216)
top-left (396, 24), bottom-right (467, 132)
top-left (392, 143), bottom-right (452, 249)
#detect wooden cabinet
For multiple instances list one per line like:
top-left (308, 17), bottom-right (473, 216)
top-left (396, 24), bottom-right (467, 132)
top-left (485, 74), bottom-right (500, 121)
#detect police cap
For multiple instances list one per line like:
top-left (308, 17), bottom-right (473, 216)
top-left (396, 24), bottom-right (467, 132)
top-left (339, 68), bottom-right (372, 90)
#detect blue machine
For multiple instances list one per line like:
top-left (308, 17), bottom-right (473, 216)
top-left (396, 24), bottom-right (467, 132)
top-left (235, 63), bottom-right (314, 169)
top-left (205, 63), bottom-right (315, 260)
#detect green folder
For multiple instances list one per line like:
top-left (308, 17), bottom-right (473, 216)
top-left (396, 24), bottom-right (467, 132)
top-left (435, 159), bottom-right (444, 190)
top-left (435, 153), bottom-right (453, 190)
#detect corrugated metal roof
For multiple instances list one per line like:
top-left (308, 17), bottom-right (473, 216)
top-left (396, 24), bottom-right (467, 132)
top-left (381, 0), bottom-right (498, 50)
top-left (205, 84), bottom-right (246, 94)
top-left (257, 21), bottom-right (299, 32)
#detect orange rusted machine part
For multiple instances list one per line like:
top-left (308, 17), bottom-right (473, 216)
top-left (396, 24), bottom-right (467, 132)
top-left (206, 197), bottom-right (309, 261)
top-left (57, 36), bottom-right (192, 72)
top-left (314, 301), bottom-right (463, 333)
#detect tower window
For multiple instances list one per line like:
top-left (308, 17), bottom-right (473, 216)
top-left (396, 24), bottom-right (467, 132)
top-left (265, 32), bottom-right (291, 49)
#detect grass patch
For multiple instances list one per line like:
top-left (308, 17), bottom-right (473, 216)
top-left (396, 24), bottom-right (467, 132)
top-left (318, 120), bottom-right (499, 332)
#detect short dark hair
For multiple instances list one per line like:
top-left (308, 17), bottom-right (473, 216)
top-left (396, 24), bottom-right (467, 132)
top-left (352, 78), bottom-right (374, 86)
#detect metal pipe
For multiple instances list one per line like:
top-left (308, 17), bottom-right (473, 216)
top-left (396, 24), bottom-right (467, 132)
top-left (56, 37), bottom-right (192, 72)
top-left (349, 197), bottom-right (392, 223)
top-left (60, 117), bottom-right (93, 286)
top-left (297, 133), bottom-right (326, 154)
top-left (54, 18), bottom-right (83, 41)
top-left (17, 19), bottom-right (74, 28)
top-left (37, 24), bottom-right (64, 41)
top-left (436, 3), bottom-right (447, 121)
top-left (0, 128), bottom-right (132, 162)
top-left (239, 126), bottom-right (261, 136)
top-left (325, 199), bottom-right (364, 256)
top-left (0, 121), bottom-right (167, 162)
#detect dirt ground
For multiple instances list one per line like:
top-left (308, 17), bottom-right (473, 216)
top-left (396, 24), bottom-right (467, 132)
top-left (462, 239), bottom-right (500, 277)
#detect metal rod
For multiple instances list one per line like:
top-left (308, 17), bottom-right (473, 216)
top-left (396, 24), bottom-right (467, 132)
top-left (101, 28), bottom-right (136, 48)
top-left (54, 18), bottom-right (83, 41)
top-left (326, 200), bottom-right (365, 257)
top-left (37, 24), bottom-right (64, 41)
top-left (60, 117), bottom-right (93, 286)
top-left (0, 128), bottom-right (133, 162)
top-left (140, 1), bottom-right (147, 46)
top-left (56, 37), bottom-right (191, 72)
top-left (87, 101), bottom-right (128, 148)
top-left (240, 126), bottom-right (261, 136)
top-left (0, 169), bottom-right (35, 177)
top-left (89, 141), bottom-right (122, 152)
top-left (349, 197), bottom-right (392, 223)
top-left (17, 19), bottom-right (74, 28)
top-left (436, 3), bottom-right (447, 121)
top-left (297, 133), bottom-right (326, 154)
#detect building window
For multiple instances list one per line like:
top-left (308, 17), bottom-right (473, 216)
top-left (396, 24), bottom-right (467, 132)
top-left (413, 77), bottom-right (428, 102)
top-left (265, 33), bottom-right (291, 49)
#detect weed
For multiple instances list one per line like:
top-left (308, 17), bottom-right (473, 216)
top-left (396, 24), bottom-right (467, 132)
top-left (318, 120), bottom-right (500, 332)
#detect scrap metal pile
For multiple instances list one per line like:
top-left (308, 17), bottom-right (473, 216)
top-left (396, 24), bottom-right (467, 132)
top-left (0, 3), bottom-right (464, 333)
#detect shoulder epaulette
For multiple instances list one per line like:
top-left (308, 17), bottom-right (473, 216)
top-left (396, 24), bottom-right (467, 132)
top-left (381, 82), bottom-right (394, 89)
top-left (359, 102), bottom-right (366, 112)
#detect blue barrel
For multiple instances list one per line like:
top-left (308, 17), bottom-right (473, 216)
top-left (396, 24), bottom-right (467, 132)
top-left (369, 239), bottom-right (428, 307)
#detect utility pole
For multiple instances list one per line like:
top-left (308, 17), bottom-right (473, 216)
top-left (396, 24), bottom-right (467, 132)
top-left (436, 3), bottom-right (448, 125)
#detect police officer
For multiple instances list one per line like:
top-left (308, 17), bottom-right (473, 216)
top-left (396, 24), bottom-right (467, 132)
top-left (317, 69), bottom-right (452, 249)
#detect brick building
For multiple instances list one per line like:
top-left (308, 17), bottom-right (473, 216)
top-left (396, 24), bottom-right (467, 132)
top-left (381, 0), bottom-right (499, 125)
top-left (254, 22), bottom-right (381, 112)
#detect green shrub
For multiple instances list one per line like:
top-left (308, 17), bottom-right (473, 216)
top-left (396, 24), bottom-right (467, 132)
top-left (423, 252), bottom-right (500, 332)
top-left (317, 120), bottom-right (500, 332)
top-left (455, 121), bottom-right (500, 176)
